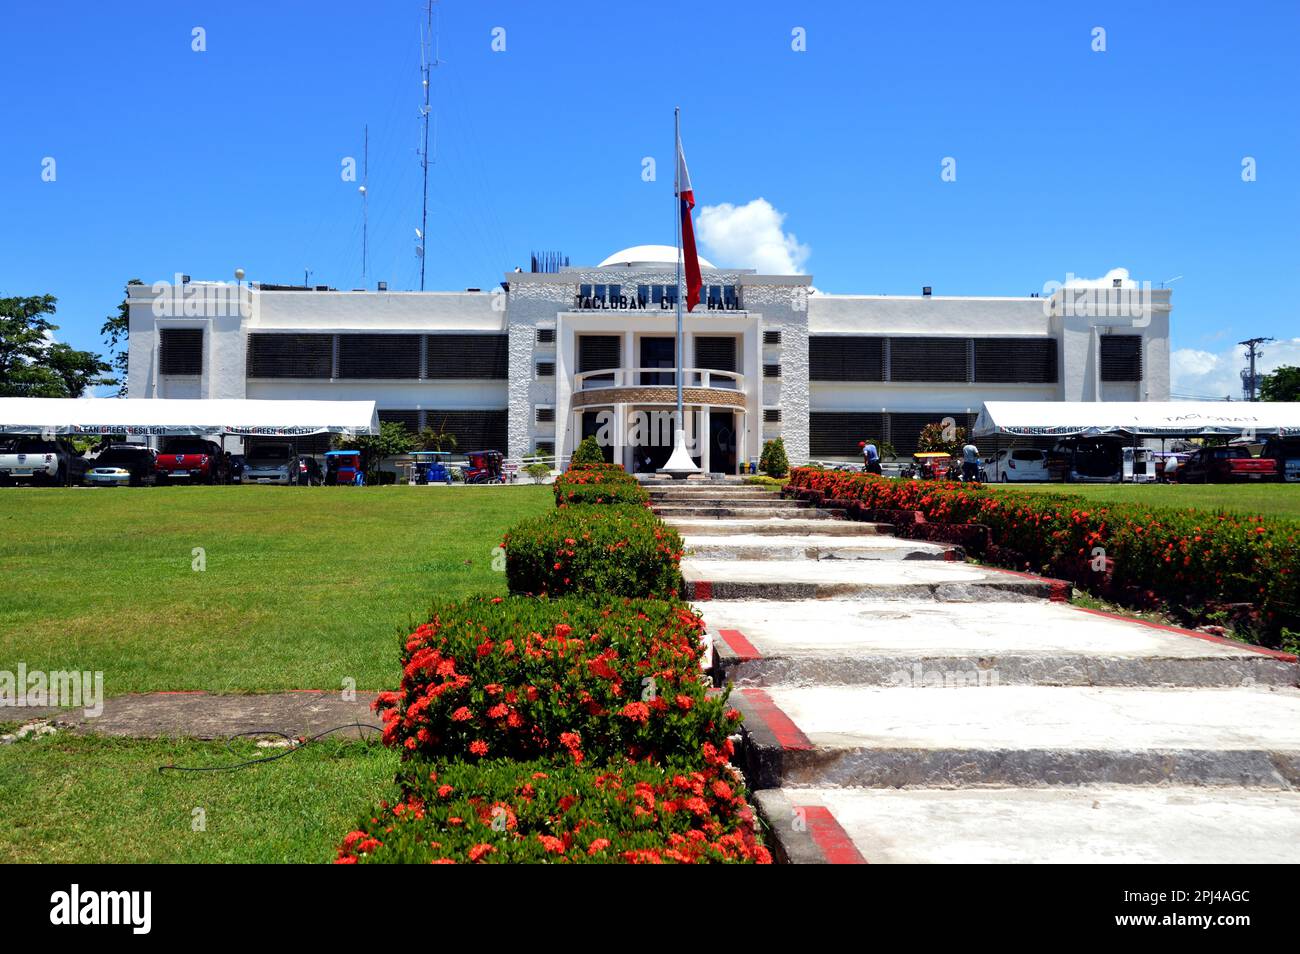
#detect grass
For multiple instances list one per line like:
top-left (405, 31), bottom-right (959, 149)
top-left (0, 733), bottom-right (397, 863)
top-left (0, 485), bottom-right (552, 694)
top-left (987, 481), bottom-right (1300, 519)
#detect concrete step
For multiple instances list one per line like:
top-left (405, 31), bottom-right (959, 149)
top-left (655, 506), bottom-right (847, 520)
top-left (733, 684), bottom-right (1300, 789)
top-left (683, 558), bottom-right (1057, 602)
top-left (704, 599), bottom-right (1299, 688)
top-left (684, 535), bottom-right (957, 563)
top-left (754, 786), bottom-right (1300, 864)
top-left (648, 486), bottom-right (781, 496)
top-left (652, 497), bottom-right (809, 510)
top-left (664, 518), bottom-right (886, 537)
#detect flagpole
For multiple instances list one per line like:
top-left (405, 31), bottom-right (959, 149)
top-left (674, 106), bottom-right (684, 440)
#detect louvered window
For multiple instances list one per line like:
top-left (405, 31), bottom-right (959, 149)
top-left (378, 410), bottom-right (421, 435)
top-left (763, 408), bottom-right (782, 424)
top-left (577, 335), bottom-right (621, 372)
top-left (425, 334), bottom-right (507, 379)
top-left (888, 337), bottom-right (969, 382)
top-left (535, 406), bottom-right (555, 424)
top-left (422, 410), bottom-right (508, 451)
top-left (764, 363), bottom-right (781, 378)
top-left (1100, 335), bottom-right (1143, 381)
top-left (888, 412), bottom-right (978, 456)
top-left (536, 361), bottom-right (555, 378)
top-left (809, 336), bottom-right (884, 381)
top-left (763, 330), bottom-right (781, 346)
top-left (246, 333), bottom-right (333, 378)
top-left (694, 336), bottom-right (736, 372)
top-left (809, 412), bottom-right (886, 459)
top-left (338, 334), bottom-right (420, 379)
top-left (536, 328), bottom-right (555, 344)
top-left (973, 338), bottom-right (1058, 384)
top-left (159, 329), bottom-right (204, 375)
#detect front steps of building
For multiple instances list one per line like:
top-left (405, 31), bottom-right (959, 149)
top-left (651, 479), bottom-right (1300, 864)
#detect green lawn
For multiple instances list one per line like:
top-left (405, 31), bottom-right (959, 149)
top-left (988, 481), bottom-right (1300, 519)
top-left (0, 733), bottom-right (397, 863)
top-left (0, 485), bottom-right (551, 694)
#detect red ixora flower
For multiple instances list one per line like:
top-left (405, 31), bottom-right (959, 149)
top-left (467, 843), bottom-right (495, 862)
top-left (620, 701), bottom-right (651, 723)
top-left (469, 739), bottom-right (488, 756)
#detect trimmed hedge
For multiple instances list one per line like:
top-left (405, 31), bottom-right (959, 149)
top-left (553, 469), bottom-right (649, 507)
top-left (336, 758), bottom-right (770, 864)
top-left (787, 467), bottom-right (1300, 642)
top-left (374, 595), bottom-right (735, 765)
top-left (570, 436), bottom-right (606, 466)
top-left (504, 505), bottom-right (683, 599)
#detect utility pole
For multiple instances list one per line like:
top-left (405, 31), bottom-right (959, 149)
top-left (360, 124), bottom-right (369, 281)
top-left (1239, 337), bottom-right (1273, 401)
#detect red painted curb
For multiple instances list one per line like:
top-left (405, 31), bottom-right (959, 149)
top-left (1072, 606), bottom-right (1300, 663)
top-left (797, 805), bottom-right (869, 864)
top-left (979, 564), bottom-right (1071, 601)
top-left (693, 580), bottom-right (713, 601)
top-left (717, 628), bottom-right (762, 661)
top-left (740, 688), bottom-right (813, 751)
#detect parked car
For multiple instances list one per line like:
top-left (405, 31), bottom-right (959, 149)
top-left (0, 437), bottom-right (90, 486)
top-left (1054, 438), bottom-right (1123, 483)
top-left (241, 443), bottom-right (296, 485)
top-left (984, 448), bottom-right (1050, 482)
top-left (1177, 445), bottom-right (1278, 483)
top-left (85, 444), bottom-right (157, 487)
top-left (155, 438), bottom-right (229, 485)
top-left (1262, 438), bottom-right (1300, 483)
top-left (294, 455), bottom-right (323, 486)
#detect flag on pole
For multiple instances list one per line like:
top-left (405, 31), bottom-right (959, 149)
top-left (676, 138), bottom-right (702, 312)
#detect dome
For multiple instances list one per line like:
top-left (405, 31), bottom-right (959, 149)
top-left (597, 244), bottom-right (715, 269)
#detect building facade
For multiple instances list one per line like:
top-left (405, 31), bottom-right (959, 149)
top-left (128, 245), bottom-right (1171, 469)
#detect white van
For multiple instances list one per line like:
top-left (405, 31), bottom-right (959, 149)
top-left (984, 448), bottom-right (1050, 482)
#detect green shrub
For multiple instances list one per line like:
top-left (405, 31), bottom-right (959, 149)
top-left (570, 436), bottom-right (607, 466)
top-left (759, 438), bottom-right (789, 478)
top-left (553, 469), bottom-right (649, 506)
top-left (566, 462), bottom-right (636, 481)
top-left (373, 595), bottom-right (733, 765)
top-left (524, 463), bottom-right (552, 482)
top-left (504, 505), bottom-right (683, 598)
top-left (335, 757), bottom-right (770, 864)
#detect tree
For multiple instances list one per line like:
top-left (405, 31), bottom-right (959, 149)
top-left (759, 437), bottom-right (789, 478)
top-left (917, 421), bottom-right (969, 455)
top-left (0, 294), bottom-right (116, 397)
top-left (571, 435), bottom-right (606, 466)
top-left (1260, 365), bottom-right (1300, 403)
top-left (415, 424), bottom-right (458, 452)
top-left (336, 421), bottom-right (416, 483)
top-left (101, 279), bottom-right (142, 396)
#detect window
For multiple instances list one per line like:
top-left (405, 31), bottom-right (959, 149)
top-left (809, 412), bottom-right (886, 459)
top-left (577, 335), bottom-right (621, 373)
top-left (763, 330), bottom-right (782, 346)
top-left (535, 406), bottom-right (555, 424)
top-left (338, 334), bottom-right (420, 379)
top-left (246, 333), bottom-right (333, 378)
top-left (422, 410), bottom-right (508, 451)
top-left (377, 410), bottom-right (421, 435)
top-left (425, 334), bottom-right (507, 379)
top-left (536, 361), bottom-right (555, 378)
top-left (159, 329), bottom-right (204, 375)
top-left (888, 412), bottom-right (977, 455)
top-left (1100, 335), bottom-right (1143, 381)
top-left (533, 442), bottom-right (555, 458)
top-left (536, 328), bottom-right (555, 344)
top-left (764, 363), bottom-right (781, 378)
top-left (889, 337), bottom-right (969, 383)
top-left (809, 336), bottom-right (884, 381)
top-left (973, 338), bottom-right (1058, 384)
top-left (694, 336), bottom-right (736, 372)
top-left (763, 408), bottom-right (782, 423)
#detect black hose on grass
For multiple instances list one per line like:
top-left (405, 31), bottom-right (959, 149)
top-left (156, 722), bottom-right (384, 774)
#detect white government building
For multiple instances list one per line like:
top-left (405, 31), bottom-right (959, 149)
top-left (127, 245), bottom-right (1171, 472)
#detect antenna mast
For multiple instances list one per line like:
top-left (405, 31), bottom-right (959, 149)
top-left (417, 0), bottom-right (438, 290)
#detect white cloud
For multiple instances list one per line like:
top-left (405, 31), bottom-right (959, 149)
top-left (1062, 267), bottom-right (1138, 289)
top-left (1171, 337), bottom-right (1300, 400)
top-left (696, 198), bottom-right (810, 275)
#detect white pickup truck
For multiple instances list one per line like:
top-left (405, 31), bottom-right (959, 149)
top-left (0, 437), bottom-right (89, 486)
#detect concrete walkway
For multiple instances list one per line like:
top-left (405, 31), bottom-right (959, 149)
top-left (649, 475), bottom-right (1300, 864)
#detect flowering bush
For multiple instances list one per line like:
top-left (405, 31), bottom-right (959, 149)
top-left (374, 595), bottom-right (738, 765)
top-left (505, 505), bottom-right (683, 599)
top-left (570, 436), bottom-right (607, 466)
top-left (787, 467), bottom-right (1300, 642)
top-left (553, 468), bottom-right (649, 507)
top-left (336, 757), bottom-right (771, 864)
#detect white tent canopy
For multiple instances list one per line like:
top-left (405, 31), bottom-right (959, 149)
top-left (0, 398), bottom-right (380, 438)
top-left (973, 401), bottom-right (1300, 439)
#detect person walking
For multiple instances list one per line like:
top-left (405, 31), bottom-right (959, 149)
top-left (961, 441), bottom-right (980, 482)
top-left (859, 440), bottom-right (883, 476)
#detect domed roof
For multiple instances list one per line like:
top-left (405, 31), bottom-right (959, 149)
top-left (597, 244), bottom-right (715, 269)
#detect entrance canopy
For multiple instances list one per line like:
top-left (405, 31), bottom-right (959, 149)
top-left (0, 398), bottom-right (379, 438)
top-left (973, 401), bottom-right (1300, 439)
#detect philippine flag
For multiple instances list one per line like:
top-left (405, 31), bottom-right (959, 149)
top-left (676, 139), bottom-right (702, 312)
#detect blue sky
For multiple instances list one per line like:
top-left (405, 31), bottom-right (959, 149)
top-left (2, 0), bottom-right (1297, 397)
